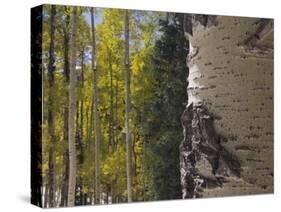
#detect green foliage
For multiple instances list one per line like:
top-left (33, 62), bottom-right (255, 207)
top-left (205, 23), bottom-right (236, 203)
top-left (42, 5), bottom-right (188, 205)
top-left (141, 14), bottom-right (189, 200)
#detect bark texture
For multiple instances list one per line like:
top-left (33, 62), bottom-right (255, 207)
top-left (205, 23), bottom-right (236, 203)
top-left (91, 8), bottom-right (101, 204)
top-left (124, 10), bottom-right (133, 203)
top-left (60, 7), bottom-right (70, 207)
top-left (180, 15), bottom-right (273, 198)
top-left (47, 5), bottom-right (56, 207)
top-left (67, 7), bottom-right (78, 207)
top-left (180, 103), bottom-right (240, 198)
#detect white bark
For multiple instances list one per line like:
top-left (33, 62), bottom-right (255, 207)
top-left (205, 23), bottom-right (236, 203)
top-left (186, 16), bottom-right (273, 196)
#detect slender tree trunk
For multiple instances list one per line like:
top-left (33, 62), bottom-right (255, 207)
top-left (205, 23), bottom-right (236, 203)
top-left (108, 51), bottom-right (115, 150)
top-left (61, 146), bottom-right (69, 206)
top-left (74, 98), bottom-right (79, 206)
top-left (132, 133), bottom-right (138, 177)
top-left (86, 104), bottom-right (89, 145)
top-left (67, 7), bottom-right (78, 207)
top-left (124, 10), bottom-right (133, 203)
top-left (80, 51), bottom-right (84, 145)
top-left (56, 189), bottom-right (61, 205)
top-left (89, 100), bottom-right (94, 142)
top-left (89, 192), bottom-right (93, 205)
top-left (75, 50), bottom-right (85, 206)
top-left (83, 193), bottom-right (88, 205)
top-left (74, 99), bottom-right (80, 206)
top-left (44, 184), bottom-right (49, 208)
top-left (85, 100), bottom-right (93, 203)
top-left (79, 50), bottom-right (85, 205)
top-left (115, 78), bottom-right (119, 146)
top-left (141, 108), bottom-right (146, 201)
top-left (107, 116), bottom-right (111, 152)
top-left (75, 100), bottom-right (80, 140)
top-left (60, 7), bottom-right (70, 207)
top-left (47, 5), bottom-right (56, 208)
top-left (142, 135), bottom-right (146, 201)
top-left (91, 8), bottom-right (101, 205)
top-left (86, 99), bottom-right (93, 202)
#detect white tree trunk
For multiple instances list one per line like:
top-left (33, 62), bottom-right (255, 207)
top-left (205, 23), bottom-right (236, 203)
top-left (67, 7), bottom-right (78, 207)
top-left (90, 8), bottom-right (101, 205)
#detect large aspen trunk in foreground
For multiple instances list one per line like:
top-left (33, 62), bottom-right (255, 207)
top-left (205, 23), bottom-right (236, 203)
top-left (67, 7), bottom-right (78, 207)
top-left (124, 10), bottom-right (133, 203)
top-left (180, 15), bottom-right (273, 198)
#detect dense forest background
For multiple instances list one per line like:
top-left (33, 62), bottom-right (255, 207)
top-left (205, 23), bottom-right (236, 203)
top-left (40, 5), bottom-right (188, 208)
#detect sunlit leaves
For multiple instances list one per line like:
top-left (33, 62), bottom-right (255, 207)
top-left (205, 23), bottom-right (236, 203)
top-left (42, 5), bottom-right (179, 204)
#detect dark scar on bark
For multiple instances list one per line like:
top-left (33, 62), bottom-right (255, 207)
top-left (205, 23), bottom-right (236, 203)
top-left (180, 103), bottom-right (241, 199)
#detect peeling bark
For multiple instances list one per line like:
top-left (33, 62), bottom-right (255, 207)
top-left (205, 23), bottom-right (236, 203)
top-left (180, 103), bottom-right (240, 198)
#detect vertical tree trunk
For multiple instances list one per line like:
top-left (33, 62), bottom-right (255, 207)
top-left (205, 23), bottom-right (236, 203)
top-left (91, 8), bottom-right (101, 205)
top-left (115, 78), bottom-right (119, 146)
top-left (47, 5), bottom-right (56, 208)
top-left (75, 50), bottom-right (85, 206)
top-left (74, 99), bottom-right (80, 206)
top-left (79, 50), bottom-right (85, 205)
top-left (108, 51), bottom-right (115, 150)
top-left (89, 192), bottom-right (93, 205)
top-left (142, 134), bottom-right (146, 201)
top-left (132, 134), bottom-right (137, 177)
top-left (75, 100), bottom-right (80, 141)
top-left (67, 6), bottom-right (78, 207)
top-left (60, 7), bottom-right (70, 207)
top-left (83, 193), bottom-right (87, 205)
top-left (80, 50), bottom-right (84, 146)
top-left (86, 99), bottom-right (93, 201)
top-left (86, 104), bottom-right (89, 145)
top-left (87, 99), bottom-right (93, 145)
top-left (124, 10), bottom-right (133, 203)
top-left (56, 189), bottom-right (61, 205)
top-left (44, 184), bottom-right (49, 208)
